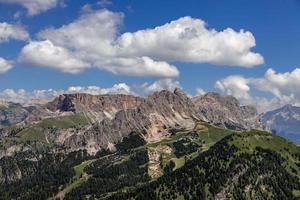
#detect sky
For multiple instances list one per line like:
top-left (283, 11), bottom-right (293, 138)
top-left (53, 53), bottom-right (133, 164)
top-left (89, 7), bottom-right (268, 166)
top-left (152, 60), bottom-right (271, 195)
top-left (0, 0), bottom-right (300, 112)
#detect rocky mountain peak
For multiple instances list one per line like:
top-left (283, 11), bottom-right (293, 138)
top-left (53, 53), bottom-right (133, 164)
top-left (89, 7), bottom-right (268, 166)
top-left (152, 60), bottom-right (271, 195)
top-left (198, 92), bottom-right (240, 107)
top-left (47, 93), bottom-right (143, 113)
top-left (173, 87), bottom-right (187, 97)
top-left (192, 92), bottom-right (262, 130)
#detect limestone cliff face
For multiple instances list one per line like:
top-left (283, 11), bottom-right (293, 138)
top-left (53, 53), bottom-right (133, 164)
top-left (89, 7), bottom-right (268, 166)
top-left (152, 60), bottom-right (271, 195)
top-left (48, 93), bottom-right (143, 113)
top-left (62, 88), bottom-right (198, 154)
top-left (25, 93), bottom-right (143, 124)
top-left (192, 93), bottom-right (262, 130)
top-left (51, 93), bottom-right (142, 122)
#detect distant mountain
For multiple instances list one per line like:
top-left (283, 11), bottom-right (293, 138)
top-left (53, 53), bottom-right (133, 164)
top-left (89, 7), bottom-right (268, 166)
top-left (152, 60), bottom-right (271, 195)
top-left (0, 102), bottom-right (31, 127)
top-left (261, 104), bottom-right (300, 143)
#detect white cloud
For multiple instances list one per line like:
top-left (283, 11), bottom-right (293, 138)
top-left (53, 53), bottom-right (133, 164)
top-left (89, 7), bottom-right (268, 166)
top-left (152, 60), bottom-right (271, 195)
top-left (0, 0), bottom-right (63, 16)
top-left (252, 68), bottom-right (300, 99)
top-left (215, 68), bottom-right (300, 113)
top-left (95, 57), bottom-right (179, 77)
top-left (0, 57), bottom-right (13, 74)
top-left (0, 22), bottom-right (29, 42)
top-left (19, 9), bottom-right (263, 77)
top-left (0, 79), bottom-right (183, 104)
top-left (19, 40), bottom-right (90, 74)
top-left (67, 83), bottom-right (133, 96)
top-left (0, 89), bottom-right (39, 104)
top-left (215, 75), bottom-right (253, 104)
top-left (137, 78), bottom-right (181, 95)
top-left (0, 84), bottom-right (133, 105)
top-left (38, 9), bottom-right (123, 57)
top-left (117, 16), bottom-right (264, 67)
top-left (195, 88), bottom-right (206, 96)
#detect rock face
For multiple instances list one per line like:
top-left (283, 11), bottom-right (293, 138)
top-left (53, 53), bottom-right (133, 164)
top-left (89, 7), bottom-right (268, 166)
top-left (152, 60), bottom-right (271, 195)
top-left (26, 93), bottom-right (143, 124)
top-left (49, 93), bottom-right (142, 121)
top-left (192, 93), bottom-right (262, 130)
top-left (63, 89), bottom-right (198, 153)
top-left (261, 104), bottom-right (300, 142)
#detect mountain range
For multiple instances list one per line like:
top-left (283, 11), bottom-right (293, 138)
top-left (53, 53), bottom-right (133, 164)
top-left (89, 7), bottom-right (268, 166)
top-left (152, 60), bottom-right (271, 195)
top-left (0, 89), bottom-right (299, 199)
top-left (262, 104), bottom-right (300, 143)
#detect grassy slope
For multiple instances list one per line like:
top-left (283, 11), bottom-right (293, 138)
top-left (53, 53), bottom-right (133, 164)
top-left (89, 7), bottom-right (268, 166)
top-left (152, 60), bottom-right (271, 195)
top-left (63, 121), bottom-right (236, 199)
top-left (105, 126), bottom-right (300, 200)
top-left (230, 130), bottom-right (300, 177)
top-left (147, 121), bottom-right (234, 170)
top-left (0, 113), bottom-right (90, 156)
top-left (229, 130), bottom-right (300, 198)
top-left (16, 113), bottom-right (89, 143)
top-left (57, 159), bottom-right (95, 197)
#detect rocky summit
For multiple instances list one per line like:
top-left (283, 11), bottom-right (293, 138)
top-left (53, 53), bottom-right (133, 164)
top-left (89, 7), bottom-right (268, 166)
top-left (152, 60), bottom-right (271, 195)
top-left (192, 92), bottom-right (262, 130)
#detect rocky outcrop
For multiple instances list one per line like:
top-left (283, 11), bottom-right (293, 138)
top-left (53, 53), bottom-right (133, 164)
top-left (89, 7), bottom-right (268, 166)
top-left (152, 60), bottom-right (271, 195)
top-left (26, 93), bottom-right (143, 124)
top-left (47, 94), bottom-right (142, 122)
top-left (48, 93), bottom-right (142, 113)
top-left (148, 145), bottom-right (172, 178)
top-left (62, 89), bottom-right (198, 154)
top-left (192, 93), bottom-right (262, 130)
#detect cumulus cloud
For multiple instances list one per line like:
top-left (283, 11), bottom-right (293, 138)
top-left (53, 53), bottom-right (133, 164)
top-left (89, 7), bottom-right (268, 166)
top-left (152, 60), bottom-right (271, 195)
top-left (117, 16), bottom-right (264, 67)
top-left (195, 88), bottom-right (206, 96)
top-left (252, 68), bottom-right (300, 100)
top-left (95, 57), bottom-right (179, 77)
top-left (137, 78), bottom-right (181, 95)
top-left (19, 40), bottom-right (90, 74)
top-left (19, 9), bottom-right (263, 77)
top-left (0, 57), bottom-right (13, 74)
top-left (0, 83), bottom-right (134, 105)
top-left (0, 0), bottom-right (64, 16)
top-left (0, 22), bottom-right (29, 42)
top-left (215, 75), bottom-right (253, 104)
top-left (0, 79), bottom-right (182, 104)
top-left (0, 89), bottom-right (63, 104)
top-left (19, 10), bottom-right (178, 77)
top-left (67, 83), bottom-right (133, 96)
top-left (215, 68), bottom-right (300, 113)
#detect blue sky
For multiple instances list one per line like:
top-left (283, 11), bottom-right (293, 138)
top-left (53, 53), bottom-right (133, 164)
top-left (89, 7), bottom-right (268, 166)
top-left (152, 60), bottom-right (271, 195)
top-left (0, 0), bottom-right (300, 112)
